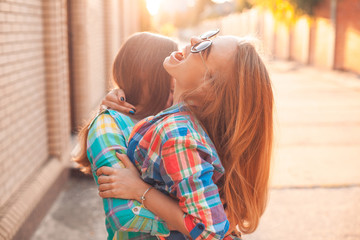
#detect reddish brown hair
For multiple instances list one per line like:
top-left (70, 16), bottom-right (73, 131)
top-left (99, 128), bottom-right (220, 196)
top-left (183, 38), bottom-right (273, 234)
top-left (74, 32), bottom-right (178, 174)
top-left (113, 32), bottom-right (177, 119)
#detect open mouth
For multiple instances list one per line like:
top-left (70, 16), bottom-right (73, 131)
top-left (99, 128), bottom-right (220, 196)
top-left (174, 51), bottom-right (184, 61)
top-left (170, 51), bottom-right (185, 63)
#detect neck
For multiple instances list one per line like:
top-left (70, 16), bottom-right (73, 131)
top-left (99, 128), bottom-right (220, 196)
top-left (129, 104), bottom-right (145, 121)
top-left (172, 83), bottom-right (186, 105)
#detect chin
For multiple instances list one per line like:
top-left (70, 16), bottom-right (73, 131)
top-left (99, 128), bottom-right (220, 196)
top-left (163, 59), bottom-right (175, 76)
top-left (163, 57), bottom-right (172, 70)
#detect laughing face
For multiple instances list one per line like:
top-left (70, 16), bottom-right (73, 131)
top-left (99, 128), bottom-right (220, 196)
top-left (163, 36), bottom-right (238, 93)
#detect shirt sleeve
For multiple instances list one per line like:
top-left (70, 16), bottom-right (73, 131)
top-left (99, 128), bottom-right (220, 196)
top-left (160, 135), bottom-right (230, 240)
top-left (87, 113), bottom-right (170, 236)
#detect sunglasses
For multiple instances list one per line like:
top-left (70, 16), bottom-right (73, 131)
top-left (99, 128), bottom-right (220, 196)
top-left (191, 29), bottom-right (220, 53)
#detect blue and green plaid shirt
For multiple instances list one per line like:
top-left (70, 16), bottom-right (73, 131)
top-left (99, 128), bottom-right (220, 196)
top-left (87, 109), bottom-right (170, 240)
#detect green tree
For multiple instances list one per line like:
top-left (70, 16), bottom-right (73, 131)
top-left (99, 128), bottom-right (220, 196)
top-left (290, 0), bottom-right (322, 16)
top-left (254, 0), bottom-right (322, 22)
top-left (235, 0), bottom-right (253, 12)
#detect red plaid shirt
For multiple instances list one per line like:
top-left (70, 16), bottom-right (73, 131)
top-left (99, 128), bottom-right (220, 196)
top-left (127, 103), bottom-right (242, 240)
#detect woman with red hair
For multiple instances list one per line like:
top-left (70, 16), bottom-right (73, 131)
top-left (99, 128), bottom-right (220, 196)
top-left (97, 30), bottom-right (274, 239)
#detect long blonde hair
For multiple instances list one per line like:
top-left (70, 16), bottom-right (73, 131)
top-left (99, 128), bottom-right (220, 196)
top-left (74, 32), bottom-right (178, 174)
top-left (183, 38), bottom-right (273, 234)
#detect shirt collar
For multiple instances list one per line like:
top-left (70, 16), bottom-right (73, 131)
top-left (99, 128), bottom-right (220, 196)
top-left (154, 102), bottom-right (187, 119)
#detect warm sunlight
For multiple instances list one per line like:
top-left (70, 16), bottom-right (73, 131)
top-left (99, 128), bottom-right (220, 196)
top-left (146, 0), bottom-right (162, 16)
top-left (211, 0), bottom-right (231, 3)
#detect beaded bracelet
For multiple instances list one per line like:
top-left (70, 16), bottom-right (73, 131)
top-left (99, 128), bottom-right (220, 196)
top-left (141, 186), bottom-right (153, 209)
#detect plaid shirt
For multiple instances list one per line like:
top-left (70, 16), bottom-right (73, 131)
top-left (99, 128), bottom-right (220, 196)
top-left (128, 103), bottom-right (240, 240)
top-left (87, 109), bottom-right (170, 240)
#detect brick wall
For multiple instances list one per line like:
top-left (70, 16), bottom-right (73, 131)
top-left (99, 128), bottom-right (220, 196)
top-left (0, 0), bottom-right (49, 207)
top-left (69, 0), bottom-right (140, 131)
top-left (0, 0), bottom-right (141, 238)
top-left (69, 0), bottom-right (107, 131)
top-left (309, 0), bottom-right (336, 68)
top-left (103, 0), bottom-right (122, 90)
top-left (262, 10), bottom-right (276, 56)
top-left (121, 0), bottom-right (141, 42)
top-left (43, 0), bottom-right (71, 159)
top-left (198, 0), bottom-right (360, 73)
top-left (221, 10), bottom-right (260, 38)
top-left (290, 17), bottom-right (310, 64)
top-left (0, 0), bottom-right (70, 238)
top-left (274, 21), bottom-right (291, 60)
top-left (334, 0), bottom-right (360, 73)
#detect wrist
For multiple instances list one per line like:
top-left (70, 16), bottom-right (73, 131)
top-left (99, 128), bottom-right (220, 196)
top-left (135, 182), bottom-right (151, 202)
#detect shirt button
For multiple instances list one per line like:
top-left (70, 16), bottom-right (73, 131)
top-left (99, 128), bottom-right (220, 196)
top-left (132, 207), bottom-right (140, 214)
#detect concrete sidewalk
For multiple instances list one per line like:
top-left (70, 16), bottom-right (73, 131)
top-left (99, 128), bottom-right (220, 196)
top-left (246, 60), bottom-right (360, 240)
top-left (268, 60), bottom-right (360, 188)
top-left (31, 175), bottom-right (107, 240)
top-left (31, 60), bottom-right (360, 240)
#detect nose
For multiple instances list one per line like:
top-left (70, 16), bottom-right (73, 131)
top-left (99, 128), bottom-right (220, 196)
top-left (190, 37), bottom-right (202, 46)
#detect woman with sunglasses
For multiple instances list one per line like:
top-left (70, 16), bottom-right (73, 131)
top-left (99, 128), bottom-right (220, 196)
top-left (98, 29), bottom-right (273, 239)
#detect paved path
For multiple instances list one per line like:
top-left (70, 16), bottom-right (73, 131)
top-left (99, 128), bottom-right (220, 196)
top-left (31, 176), bottom-right (107, 240)
top-left (268, 61), bottom-right (360, 188)
top-left (245, 60), bottom-right (360, 240)
top-left (31, 60), bottom-right (360, 240)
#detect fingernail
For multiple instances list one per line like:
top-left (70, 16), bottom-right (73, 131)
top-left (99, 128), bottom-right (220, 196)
top-left (129, 110), bottom-right (135, 115)
top-left (120, 97), bottom-right (125, 101)
top-left (131, 108), bottom-right (136, 113)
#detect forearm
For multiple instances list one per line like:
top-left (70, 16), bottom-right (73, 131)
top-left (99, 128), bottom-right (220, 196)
top-left (160, 137), bottom-right (230, 239)
top-left (95, 167), bottom-right (171, 235)
top-left (135, 182), bottom-right (190, 237)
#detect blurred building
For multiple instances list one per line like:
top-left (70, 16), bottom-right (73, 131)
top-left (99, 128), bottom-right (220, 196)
top-left (0, 0), bottom-right (141, 239)
top-left (193, 0), bottom-right (360, 74)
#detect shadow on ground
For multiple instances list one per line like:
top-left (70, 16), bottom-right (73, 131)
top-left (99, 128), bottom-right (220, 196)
top-left (31, 176), bottom-right (107, 240)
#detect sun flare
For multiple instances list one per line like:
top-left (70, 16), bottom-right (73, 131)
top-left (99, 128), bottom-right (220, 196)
top-left (146, 0), bottom-right (162, 16)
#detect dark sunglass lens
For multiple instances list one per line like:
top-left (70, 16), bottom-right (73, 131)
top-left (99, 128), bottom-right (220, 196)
top-left (200, 29), bottom-right (220, 39)
top-left (191, 41), bottom-right (212, 53)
